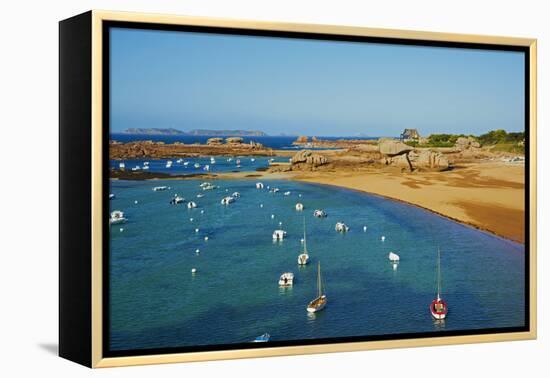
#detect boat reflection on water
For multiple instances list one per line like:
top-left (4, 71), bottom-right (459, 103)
top-left (433, 318), bottom-right (446, 331)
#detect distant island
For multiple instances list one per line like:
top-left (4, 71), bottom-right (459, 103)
top-left (186, 129), bottom-right (267, 137)
top-left (123, 128), bottom-right (267, 137)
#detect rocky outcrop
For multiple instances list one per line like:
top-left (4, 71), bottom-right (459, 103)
top-left (455, 136), bottom-right (480, 150)
top-left (294, 136), bottom-right (308, 144)
top-left (225, 137), bottom-right (244, 144)
top-left (379, 139), bottom-right (414, 157)
top-left (410, 150), bottom-right (449, 170)
top-left (290, 150), bottom-right (329, 169)
top-left (207, 137), bottom-right (223, 145)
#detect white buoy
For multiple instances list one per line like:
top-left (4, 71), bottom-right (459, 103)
top-left (260, 204), bottom-right (264, 208)
top-left (279, 221), bottom-right (282, 226)
top-left (119, 228), bottom-right (124, 232)
top-left (190, 218), bottom-right (194, 222)
top-left (195, 249), bottom-right (200, 253)
top-left (134, 200), bottom-right (138, 204)
top-left (200, 210), bottom-right (204, 214)
top-left (299, 194), bottom-right (302, 197)
top-left (300, 238), bottom-right (304, 243)
top-left (191, 268), bottom-right (197, 274)
top-left (195, 228), bottom-right (199, 233)
top-left (271, 214), bottom-right (275, 219)
top-left (381, 236), bottom-right (386, 242)
top-left (204, 236), bottom-right (209, 241)
top-left (363, 226), bottom-right (367, 232)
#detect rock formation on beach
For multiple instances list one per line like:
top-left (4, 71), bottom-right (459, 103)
top-left (291, 150), bottom-right (329, 168)
top-left (378, 139), bottom-right (414, 156)
top-left (455, 136), bottom-right (481, 150)
top-left (294, 136), bottom-right (308, 144)
top-left (378, 139), bottom-right (448, 171)
top-left (225, 137), bottom-right (244, 144)
top-left (207, 137), bottom-right (223, 145)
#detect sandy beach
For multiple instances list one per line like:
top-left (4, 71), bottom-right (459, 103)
top-left (286, 163), bottom-right (524, 243)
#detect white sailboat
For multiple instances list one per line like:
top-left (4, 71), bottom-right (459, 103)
top-left (430, 248), bottom-right (448, 320)
top-left (298, 218), bottom-right (309, 265)
top-left (307, 262), bottom-right (327, 313)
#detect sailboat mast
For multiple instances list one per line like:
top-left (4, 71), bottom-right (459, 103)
top-left (437, 248), bottom-right (441, 301)
top-left (317, 262), bottom-right (322, 297)
top-left (303, 217), bottom-right (307, 253)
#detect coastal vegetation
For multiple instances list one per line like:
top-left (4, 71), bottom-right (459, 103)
top-left (404, 129), bottom-right (525, 154)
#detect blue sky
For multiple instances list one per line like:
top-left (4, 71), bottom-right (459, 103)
top-left (110, 28), bottom-right (525, 137)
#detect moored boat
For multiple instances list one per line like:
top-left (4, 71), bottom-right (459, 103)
top-left (252, 333), bottom-right (270, 342)
top-left (295, 203), bottom-right (304, 211)
top-left (109, 210), bottom-right (127, 225)
top-left (307, 262), bottom-right (327, 313)
top-left (278, 272), bottom-right (294, 287)
top-left (272, 229), bottom-right (287, 240)
top-left (153, 186), bottom-right (168, 191)
top-left (313, 209), bottom-right (327, 218)
top-left (335, 222), bottom-right (350, 232)
top-left (298, 218), bottom-right (309, 265)
top-left (430, 248), bottom-right (448, 320)
top-left (221, 196), bottom-right (235, 205)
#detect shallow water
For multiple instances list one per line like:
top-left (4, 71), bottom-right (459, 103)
top-left (109, 179), bottom-right (525, 351)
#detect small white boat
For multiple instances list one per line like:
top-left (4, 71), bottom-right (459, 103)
top-left (194, 163), bottom-right (201, 169)
top-left (272, 229), bottom-right (287, 240)
top-left (284, 191), bottom-right (291, 196)
top-left (335, 222), bottom-right (350, 232)
top-left (142, 165), bottom-right (149, 170)
top-left (236, 164), bottom-right (242, 168)
top-left (153, 186), bottom-right (168, 191)
top-left (183, 161), bottom-right (189, 166)
top-left (270, 188), bottom-right (280, 193)
top-left (170, 196), bottom-right (185, 205)
top-left (191, 268), bottom-right (197, 274)
top-left (313, 209), bottom-right (327, 218)
top-left (278, 272), bottom-right (294, 287)
top-left (109, 210), bottom-right (127, 225)
top-left (231, 192), bottom-right (240, 198)
top-left (363, 226), bottom-right (368, 232)
top-left (196, 193), bottom-right (205, 198)
top-left (256, 182), bottom-right (264, 189)
top-left (119, 162), bottom-right (125, 169)
top-left (227, 158), bottom-right (233, 162)
top-left (210, 157), bottom-right (216, 164)
top-left (252, 333), bottom-right (270, 342)
top-left (176, 158), bottom-right (183, 164)
top-left (236, 159), bottom-right (241, 165)
top-left (221, 196), bottom-right (236, 205)
top-left (109, 194), bottom-right (115, 200)
top-left (203, 164), bottom-right (210, 171)
top-left (166, 160), bottom-right (173, 168)
top-left (187, 201), bottom-right (197, 209)
top-left (251, 158), bottom-right (255, 162)
top-left (131, 166), bottom-right (141, 171)
top-left (388, 252), bottom-right (400, 262)
top-left (381, 236), bottom-right (386, 242)
top-left (307, 262), bottom-right (327, 313)
top-left (295, 203), bottom-right (304, 211)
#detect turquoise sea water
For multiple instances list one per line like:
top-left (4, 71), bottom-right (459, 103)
top-left (109, 178), bottom-right (525, 351)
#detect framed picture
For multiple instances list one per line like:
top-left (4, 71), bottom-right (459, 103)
top-left (59, 10), bottom-right (537, 368)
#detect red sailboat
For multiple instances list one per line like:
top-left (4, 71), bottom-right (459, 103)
top-left (430, 248), bottom-right (448, 320)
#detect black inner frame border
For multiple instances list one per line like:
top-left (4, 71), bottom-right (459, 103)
top-left (102, 20), bottom-right (531, 358)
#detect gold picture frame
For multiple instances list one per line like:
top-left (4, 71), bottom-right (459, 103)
top-left (59, 10), bottom-right (537, 368)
